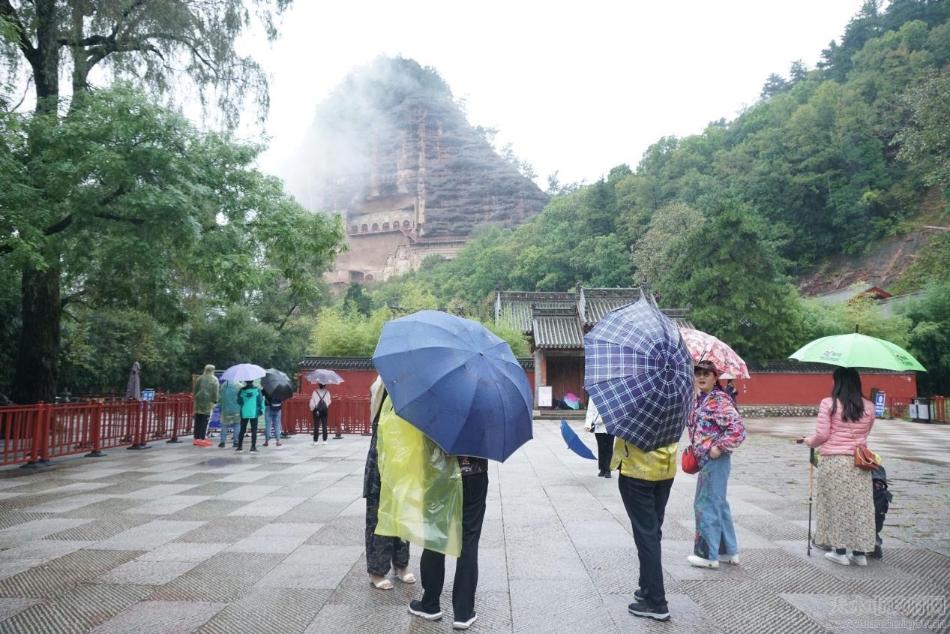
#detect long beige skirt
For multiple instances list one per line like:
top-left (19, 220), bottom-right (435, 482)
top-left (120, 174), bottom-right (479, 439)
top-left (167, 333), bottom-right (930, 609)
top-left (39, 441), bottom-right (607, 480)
top-left (814, 454), bottom-right (876, 553)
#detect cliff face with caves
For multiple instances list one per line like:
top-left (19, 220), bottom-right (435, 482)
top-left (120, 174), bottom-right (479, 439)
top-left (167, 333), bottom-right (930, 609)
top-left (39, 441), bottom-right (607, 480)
top-left (284, 57), bottom-right (548, 283)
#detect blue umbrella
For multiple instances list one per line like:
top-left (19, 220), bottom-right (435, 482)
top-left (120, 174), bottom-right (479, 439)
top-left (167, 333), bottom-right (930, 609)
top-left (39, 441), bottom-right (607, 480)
top-left (220, 363), bottom-right (266, 383)
top-left (560, 420), bottom-right (596, 460)
top-left (584, 297), bottom-right (693, 451)
top-left (372, 310), bottom-right (533, 462)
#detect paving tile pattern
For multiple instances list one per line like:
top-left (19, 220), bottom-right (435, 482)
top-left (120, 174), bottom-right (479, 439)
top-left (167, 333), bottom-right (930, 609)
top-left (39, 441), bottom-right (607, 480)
top-left (0, 419), bottom-right (945, 632)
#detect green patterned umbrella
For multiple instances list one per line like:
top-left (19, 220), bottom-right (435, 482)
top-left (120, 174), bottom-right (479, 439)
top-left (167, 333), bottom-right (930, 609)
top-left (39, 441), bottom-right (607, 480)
top-left (789, 333), bottom-right (926, 371)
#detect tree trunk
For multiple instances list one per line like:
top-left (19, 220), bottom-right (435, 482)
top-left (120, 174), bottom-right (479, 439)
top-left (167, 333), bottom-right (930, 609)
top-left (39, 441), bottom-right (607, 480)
top-left (12, 266), bottom-right (61, 404)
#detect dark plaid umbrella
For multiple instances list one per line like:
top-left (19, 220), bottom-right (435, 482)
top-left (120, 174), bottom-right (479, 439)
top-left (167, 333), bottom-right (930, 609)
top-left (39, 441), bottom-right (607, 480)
top-left (583, 297), bottom-right (693, 451)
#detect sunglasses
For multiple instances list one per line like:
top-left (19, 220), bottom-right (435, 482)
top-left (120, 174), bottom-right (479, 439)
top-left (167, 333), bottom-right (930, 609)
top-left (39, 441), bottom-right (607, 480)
top-left (693, 368), bottom-right (715, 377)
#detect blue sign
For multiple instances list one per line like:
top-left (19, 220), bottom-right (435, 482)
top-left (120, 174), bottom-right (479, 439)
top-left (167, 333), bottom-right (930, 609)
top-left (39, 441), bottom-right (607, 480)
top-left (874, 391), bottom-right (886, 417)
top-left (141, 388), bottom-right (155, 402)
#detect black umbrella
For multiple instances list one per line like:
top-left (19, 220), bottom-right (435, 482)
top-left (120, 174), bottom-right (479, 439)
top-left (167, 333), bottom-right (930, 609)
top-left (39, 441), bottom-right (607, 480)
top-left (261, 368), bottom-right (294, 403)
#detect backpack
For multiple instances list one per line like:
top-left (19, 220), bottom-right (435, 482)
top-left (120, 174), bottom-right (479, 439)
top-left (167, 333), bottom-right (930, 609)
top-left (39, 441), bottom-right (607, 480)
top-left (315, 392), bottom-right (329, 415)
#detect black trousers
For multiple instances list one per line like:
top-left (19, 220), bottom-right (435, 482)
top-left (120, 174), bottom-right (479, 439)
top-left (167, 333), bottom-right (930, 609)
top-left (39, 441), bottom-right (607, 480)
top-left (193, 413), bottom-right (209, 440)
top-left (419, 471), bottom-right (488, 621)
top-left (238, 417), bottom-right (258, 449)
top-left (313, 409), bottom-right (328, 441)
top-left (618, 475), bottom-right (673, 609)
top-left (595, 433), bottom-right (613, 473)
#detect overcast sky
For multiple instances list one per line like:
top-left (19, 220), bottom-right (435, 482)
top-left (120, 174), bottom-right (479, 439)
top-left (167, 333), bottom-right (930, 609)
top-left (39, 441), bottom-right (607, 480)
top-left (249, 0), bottom-right (865, 188)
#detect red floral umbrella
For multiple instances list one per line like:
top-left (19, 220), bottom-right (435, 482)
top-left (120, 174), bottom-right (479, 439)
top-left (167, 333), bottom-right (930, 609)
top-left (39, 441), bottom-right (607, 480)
top-left (678, 328), bottom-right (750, 379)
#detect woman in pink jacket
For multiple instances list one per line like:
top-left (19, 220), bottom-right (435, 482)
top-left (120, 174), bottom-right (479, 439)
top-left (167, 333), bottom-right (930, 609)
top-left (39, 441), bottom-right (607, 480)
top-left (802, 367), bottom-right (876, 566)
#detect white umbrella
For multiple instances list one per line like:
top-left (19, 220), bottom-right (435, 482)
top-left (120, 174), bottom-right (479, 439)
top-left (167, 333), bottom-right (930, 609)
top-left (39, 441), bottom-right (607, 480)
top-left (220, 363), bottom-right (267, 383)
top-left (306, 369), bottom-right (344, 385)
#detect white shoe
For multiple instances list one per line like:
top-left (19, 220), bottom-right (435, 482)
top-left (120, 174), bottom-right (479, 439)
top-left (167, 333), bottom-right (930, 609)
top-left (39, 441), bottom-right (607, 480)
top-left (721, 553), bottom-right (740, 565)
top-left (825, 551), bottom-right (851, 566)
top-left (849, 554), bottom-right (868, 567)
top-left (453, 614), bottom-right (478, 630)
top-left (312, 441), bottom-right (319, 446)
top-left (323, 439), bottom-right (328, 444)
top-left (687, 555), bottom-right (719, 569)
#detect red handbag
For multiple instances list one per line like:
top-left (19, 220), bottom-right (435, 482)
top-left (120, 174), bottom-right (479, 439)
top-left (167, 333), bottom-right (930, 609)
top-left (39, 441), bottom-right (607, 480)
top-left (681, 445), bottom-right (701, 474)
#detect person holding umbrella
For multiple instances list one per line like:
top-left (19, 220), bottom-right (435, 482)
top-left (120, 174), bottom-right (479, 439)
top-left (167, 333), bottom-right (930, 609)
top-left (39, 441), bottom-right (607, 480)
top-left (686, 360), bottom-right (746, 569)
top-left (789, 331), bottom-right (926, 564)
top-left (585, 297), bottom-right (694, 623)
top-left (309, 383), bottom-right (332, 445)
top-left (236, 380), bottom-right (264, 452)
top-left (372, 310), bottom-right (533, 630)
top-left (261, 369), bottom-right (293, 448)
top-left (192, 364), bottom-right (219, 447)
top-left (799, 368), bottom-right (876, 566)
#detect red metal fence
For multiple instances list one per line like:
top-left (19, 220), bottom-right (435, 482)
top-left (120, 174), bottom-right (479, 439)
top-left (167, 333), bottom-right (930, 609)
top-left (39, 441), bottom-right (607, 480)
top-left (0, 393), bottom-right (373, 468)
top-left (281, 395), bottom-right (371, 437)
top-left (0, 395), bottom-right (193, 467)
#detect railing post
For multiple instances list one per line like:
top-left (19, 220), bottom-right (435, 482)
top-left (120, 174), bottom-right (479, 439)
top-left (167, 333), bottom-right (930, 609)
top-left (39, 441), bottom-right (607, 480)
top-left (22, 403), bottom-right (43, 469)
top-left (85, 401), bottom-right (104, 458)
top-left (333, 400), bottom-right (343, 439)
top-left (128, 400), bottom-right (150, 450)
top-left (37, 402), bottom-right (50, 465)
top-left (167, 396), bottom-right (183, 443)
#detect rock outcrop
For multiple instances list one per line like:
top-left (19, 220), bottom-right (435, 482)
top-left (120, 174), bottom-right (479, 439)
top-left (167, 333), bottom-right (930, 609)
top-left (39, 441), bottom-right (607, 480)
top-left (284, 57), bottom-right (548, 283)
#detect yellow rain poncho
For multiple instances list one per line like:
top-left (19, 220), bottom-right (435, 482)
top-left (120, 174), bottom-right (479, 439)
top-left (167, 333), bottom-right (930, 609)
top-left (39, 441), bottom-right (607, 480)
top-left (375, 396), bottom-right (463, 557)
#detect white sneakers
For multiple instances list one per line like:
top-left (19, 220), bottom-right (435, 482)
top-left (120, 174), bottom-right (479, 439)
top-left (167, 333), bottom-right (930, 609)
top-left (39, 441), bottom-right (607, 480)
top-left (687, 555), bottom-right (719, 569)
top-left (824, 551), bottom-right (869, 566)
top-left (825, 551), bottom-right (851, 566)
top-left (686, 553), bottom-right (740, 568)
top-left (323, 439), bottom-right (328, 444)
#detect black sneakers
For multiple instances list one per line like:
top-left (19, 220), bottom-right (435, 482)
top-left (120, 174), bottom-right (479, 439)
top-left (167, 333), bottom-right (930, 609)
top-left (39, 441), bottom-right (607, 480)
top-left (408, 600), bottom-right (442, 621)
top-left (628, 600), bottom-right (670, 622)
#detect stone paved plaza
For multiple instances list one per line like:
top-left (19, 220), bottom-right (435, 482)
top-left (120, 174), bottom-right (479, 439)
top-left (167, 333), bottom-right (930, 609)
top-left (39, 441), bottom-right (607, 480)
top-left (0, 418), bottom-right (947, 633)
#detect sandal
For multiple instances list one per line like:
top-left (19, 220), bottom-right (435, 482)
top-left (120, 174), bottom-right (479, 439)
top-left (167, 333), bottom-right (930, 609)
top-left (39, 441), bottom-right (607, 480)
top-left (370, 576), bottom-right (393, 590)
top-left (395, 569), bottom-right (416, 584)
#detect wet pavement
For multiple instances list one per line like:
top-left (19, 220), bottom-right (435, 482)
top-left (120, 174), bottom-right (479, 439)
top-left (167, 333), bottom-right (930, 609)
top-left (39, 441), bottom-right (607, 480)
top-left (0, 418), bottom-right (945, 633)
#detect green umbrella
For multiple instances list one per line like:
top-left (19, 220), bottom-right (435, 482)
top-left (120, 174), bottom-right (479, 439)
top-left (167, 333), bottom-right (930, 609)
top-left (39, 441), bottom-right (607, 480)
top-left (789, 333), bottom-right (926, 371)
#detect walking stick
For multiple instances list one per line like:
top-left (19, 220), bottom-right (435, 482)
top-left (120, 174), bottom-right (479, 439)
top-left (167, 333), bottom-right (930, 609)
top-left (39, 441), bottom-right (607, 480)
top-left (807, 447), bottom-right (814, 556)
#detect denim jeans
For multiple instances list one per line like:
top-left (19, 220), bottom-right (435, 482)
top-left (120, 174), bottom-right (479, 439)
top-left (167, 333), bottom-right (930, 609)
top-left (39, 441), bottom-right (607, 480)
top-left (693, 452), bottom-right (738, 561)
top-left (264, 408), bottom-right (282, 441)
top-left (219, 422), bottom-right (239, 446)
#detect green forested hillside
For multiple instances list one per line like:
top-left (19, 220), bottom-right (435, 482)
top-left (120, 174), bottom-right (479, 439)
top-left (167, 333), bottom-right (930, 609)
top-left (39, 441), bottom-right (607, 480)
top-left (342, 0), bottom-right (950, 394)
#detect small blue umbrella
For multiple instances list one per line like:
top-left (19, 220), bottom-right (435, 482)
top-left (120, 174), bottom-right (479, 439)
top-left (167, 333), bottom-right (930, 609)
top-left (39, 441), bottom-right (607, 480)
top-left (220, 363), bottom-right (266, 383)
top-left (372, 310), bottom-right (533, 462)
top-left (560, 420), bottom-right (596, 460)
top-left (584, 297), bottom-right (693, 451)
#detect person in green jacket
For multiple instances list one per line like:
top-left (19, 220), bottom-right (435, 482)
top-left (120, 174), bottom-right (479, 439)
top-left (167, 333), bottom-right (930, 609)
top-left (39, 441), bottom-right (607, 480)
top-left (612, 437), bottom-right (677, 622)
top-left (192, 364), bottom-right (219, 447)
top-left (236, 380), bottom-right (264, 453)
top-left (218, 381), bottom-right (241, 448)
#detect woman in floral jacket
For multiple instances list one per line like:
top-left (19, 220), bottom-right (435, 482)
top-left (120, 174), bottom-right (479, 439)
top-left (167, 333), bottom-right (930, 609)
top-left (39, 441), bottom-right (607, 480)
top-left (686, 360), bottom-right (746, 569)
